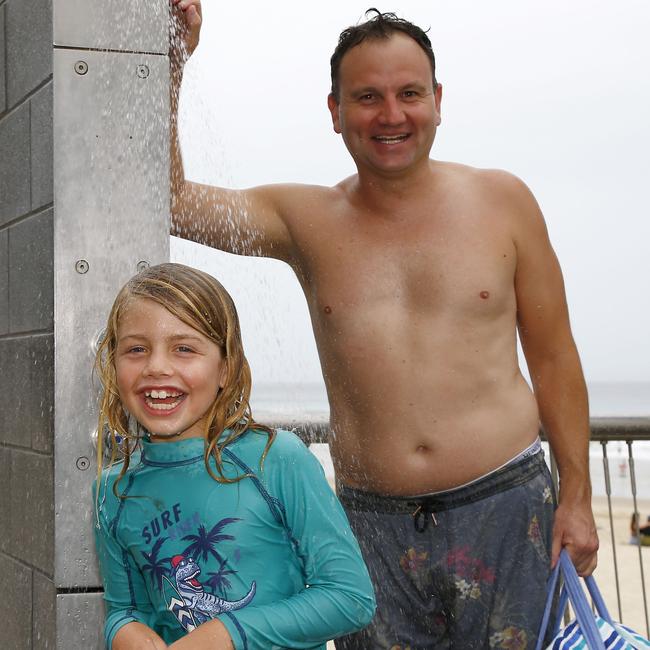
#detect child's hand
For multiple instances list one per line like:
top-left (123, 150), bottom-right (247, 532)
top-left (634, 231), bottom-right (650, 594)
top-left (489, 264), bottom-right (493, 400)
top-left (113, 621), bottom-right (168, 649)
top-left (168, 618), bottom-right (234, 650)
top-left (170, 0), bottom-right (202, 66)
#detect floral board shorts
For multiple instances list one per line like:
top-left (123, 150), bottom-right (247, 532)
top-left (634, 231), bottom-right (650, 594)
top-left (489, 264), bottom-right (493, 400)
top-left (335, 450), bottom-right (556, 650)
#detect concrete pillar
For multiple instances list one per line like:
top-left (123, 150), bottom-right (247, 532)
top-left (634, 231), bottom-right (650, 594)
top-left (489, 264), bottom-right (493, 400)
top-left (1, 1), bottom-right (169, 646)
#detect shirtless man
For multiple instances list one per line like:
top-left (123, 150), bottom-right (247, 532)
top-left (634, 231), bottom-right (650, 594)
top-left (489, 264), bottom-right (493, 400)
top-left (168, 4), bottom-right (598, 648)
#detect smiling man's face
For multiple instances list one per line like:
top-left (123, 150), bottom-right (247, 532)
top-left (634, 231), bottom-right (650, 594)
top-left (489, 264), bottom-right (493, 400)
top-left (328, 32), bottom-right (442, 179)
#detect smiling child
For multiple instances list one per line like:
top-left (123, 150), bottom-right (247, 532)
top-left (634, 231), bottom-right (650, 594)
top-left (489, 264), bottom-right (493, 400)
top-left (92, 263), bottom-right (375, 650)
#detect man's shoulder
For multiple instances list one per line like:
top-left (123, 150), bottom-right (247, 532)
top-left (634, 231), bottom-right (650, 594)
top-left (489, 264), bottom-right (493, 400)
top-left (254, 181), bottom-right (343, 203)
top-left (251, 181), bottom-right (346, 224)
top-left (436, 161), bottom-right (529, 194)
top-left (440, 162), bottom-right (540, 220)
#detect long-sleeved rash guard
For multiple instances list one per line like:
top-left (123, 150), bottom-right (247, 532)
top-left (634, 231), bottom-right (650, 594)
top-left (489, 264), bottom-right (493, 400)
top-left (93, 429), bottom-right (375, 649)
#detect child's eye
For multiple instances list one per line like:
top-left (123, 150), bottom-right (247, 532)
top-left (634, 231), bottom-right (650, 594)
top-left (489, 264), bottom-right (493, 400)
top-left (176, 345), bottom-right (194, 353)
top-left (127, 346), bottom-right (146, 354)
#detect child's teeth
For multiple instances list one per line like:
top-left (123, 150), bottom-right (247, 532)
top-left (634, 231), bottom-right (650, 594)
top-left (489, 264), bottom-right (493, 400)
top-left (146, 390), bottom-right (183, 402)
top-left (149, 401), bottom-right (179, 411)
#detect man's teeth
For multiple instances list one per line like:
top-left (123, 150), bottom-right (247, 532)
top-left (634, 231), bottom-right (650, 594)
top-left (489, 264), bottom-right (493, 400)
top-left (375, 135), bottom-right (408, 143)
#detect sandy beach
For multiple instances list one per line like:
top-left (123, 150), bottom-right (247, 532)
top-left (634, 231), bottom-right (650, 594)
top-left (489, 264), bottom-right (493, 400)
top-left (592, 495), bottom-right (650, 634)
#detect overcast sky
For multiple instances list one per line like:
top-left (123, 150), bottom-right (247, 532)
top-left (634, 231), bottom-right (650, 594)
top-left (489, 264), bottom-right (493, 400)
top-left (172, 0), bottom-right (650, 388)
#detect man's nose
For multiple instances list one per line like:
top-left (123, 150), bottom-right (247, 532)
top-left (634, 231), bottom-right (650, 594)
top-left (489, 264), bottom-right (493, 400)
top-left (379, 97), bottom-right (406, 125)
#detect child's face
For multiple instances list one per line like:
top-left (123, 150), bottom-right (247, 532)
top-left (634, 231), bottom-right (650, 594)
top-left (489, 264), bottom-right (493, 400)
top-left (115, 298), bottom-right (227, 441)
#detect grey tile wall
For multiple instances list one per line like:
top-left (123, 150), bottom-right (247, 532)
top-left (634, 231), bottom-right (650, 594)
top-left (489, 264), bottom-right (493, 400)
top-left (8, 208), bottom-right (54, 332)
top-left (10, 449), bottom-right (54, 572)
top-left (0, 104), bottom-right (31, 226)
top-left (0, 229), bottom-right (7, 334)
top-left (0, 554), bottom-right (33, 646)
top-left (0, 446), bottom-right (54, 572)
top-left (0, 5), bottom-right (6, 114)
top-left (5, 0), bottom-right (52, 108)
top-left (0, 334), bottom-right (54, 450)
top-left (33, 571), bottom-right (56, 649)
top-left (31, 83), bottom-right (54, 209)
top-left (0, 446), bottom-right (9, 555)
top-left (1, 5), bottom-right (55, 646)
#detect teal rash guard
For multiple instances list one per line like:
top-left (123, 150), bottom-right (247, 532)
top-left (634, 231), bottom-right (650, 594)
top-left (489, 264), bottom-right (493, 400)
top-left (93, 429), bottom-right (375, 649)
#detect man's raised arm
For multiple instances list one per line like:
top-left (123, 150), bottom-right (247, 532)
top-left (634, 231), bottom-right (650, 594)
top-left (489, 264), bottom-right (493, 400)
top-left (169, 0), bottom-right (294, 262)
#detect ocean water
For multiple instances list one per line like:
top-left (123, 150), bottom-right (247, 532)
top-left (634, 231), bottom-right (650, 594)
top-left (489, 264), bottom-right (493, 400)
top-left (587, 382), bottom-right (650, 418)
top-left (584, 382), bottom-right (650, 499)
top-left (251, 381), bottom-right (649, 498)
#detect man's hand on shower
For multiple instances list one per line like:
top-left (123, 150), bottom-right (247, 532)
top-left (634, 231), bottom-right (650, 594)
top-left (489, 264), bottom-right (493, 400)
top-left (170, 0), bottom-right (202, 65)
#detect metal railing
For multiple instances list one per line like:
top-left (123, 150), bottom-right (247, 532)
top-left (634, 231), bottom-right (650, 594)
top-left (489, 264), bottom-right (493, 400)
top-left (282, 416), bottom-right (650, 637)
top-left (589, 418), bottom-right (650, 636)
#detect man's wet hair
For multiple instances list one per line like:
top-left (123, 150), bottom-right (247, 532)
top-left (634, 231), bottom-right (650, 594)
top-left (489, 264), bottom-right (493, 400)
top-left (330, 8), bottom-right (438, 100)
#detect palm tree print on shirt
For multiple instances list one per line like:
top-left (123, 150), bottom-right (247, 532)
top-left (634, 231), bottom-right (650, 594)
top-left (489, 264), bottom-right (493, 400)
top-left (140, 517), bottom-right (241, 595)
top-left (181, 517), bottom-right (240, 564)
top-left (206, 557), bottom-right (238, 596)
top-left (142, 536), bottom-right (172, 590)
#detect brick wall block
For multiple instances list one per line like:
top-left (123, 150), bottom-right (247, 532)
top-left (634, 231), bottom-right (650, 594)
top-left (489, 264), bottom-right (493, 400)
top-left (0, 229), bottom-right (7, 334)
top-left (33, 570), bottom-right (56, 649)
top-left (0, 554), bottom-right (32, 647)
top-left (31, 82), bottom-right (54, 210)
top-left (0, 334), bottom-right (54, 450)
top-left (8, 208), bottom-right (54, 332)
top-left (0, 5), bottom-right (6, 113)
top-left (0, 104), bottom-right (31, 226)
top-left (5, 0), bottom-right (52, 108)
top-left (10, 449), bottom-right (54, 571)
top-left (0, 447), bottom-right (10, 555)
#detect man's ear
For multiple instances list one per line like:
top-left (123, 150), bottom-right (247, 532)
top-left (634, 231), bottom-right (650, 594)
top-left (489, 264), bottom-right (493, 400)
top-left (434, 83), bottom-right (443, 126)
top-left (327, 93), bottom-right (342, 134)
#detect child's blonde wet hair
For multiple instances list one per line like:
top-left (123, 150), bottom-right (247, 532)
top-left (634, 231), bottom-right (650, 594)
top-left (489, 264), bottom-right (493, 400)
top-left (95, 262), bottom-right (275, 496)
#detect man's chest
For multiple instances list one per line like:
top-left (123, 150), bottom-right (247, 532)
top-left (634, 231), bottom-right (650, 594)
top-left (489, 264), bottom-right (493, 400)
top-left (297, 212), bottom-right (518, 320)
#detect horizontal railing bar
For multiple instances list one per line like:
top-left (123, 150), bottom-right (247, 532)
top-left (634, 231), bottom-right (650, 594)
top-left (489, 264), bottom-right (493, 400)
top-left (588, 418), bottom-right (650, 439)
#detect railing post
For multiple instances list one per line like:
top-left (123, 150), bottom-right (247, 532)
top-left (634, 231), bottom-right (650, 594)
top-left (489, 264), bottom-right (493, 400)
top-left (601, 440), bottom-right (623, 621)
top-left (627, 440), bottom-right (650, 636)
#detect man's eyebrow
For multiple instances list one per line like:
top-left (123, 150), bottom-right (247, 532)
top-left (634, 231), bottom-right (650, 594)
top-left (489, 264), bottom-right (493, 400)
top-left (399, 81), bottom-right (428, 92)
top-left (349, 82), bottom-right (429, 95)
top-left (350, 85), bottom-right (380, 95)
